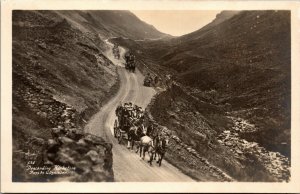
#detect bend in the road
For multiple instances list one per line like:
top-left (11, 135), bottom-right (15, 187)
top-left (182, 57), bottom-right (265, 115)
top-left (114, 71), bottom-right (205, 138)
top-left (85, 40), bottom-right (194, 182)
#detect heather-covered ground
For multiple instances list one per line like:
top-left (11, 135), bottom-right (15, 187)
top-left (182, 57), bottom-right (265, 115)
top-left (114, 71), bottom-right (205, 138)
top-left (114, 10), bottom-right (291, 181)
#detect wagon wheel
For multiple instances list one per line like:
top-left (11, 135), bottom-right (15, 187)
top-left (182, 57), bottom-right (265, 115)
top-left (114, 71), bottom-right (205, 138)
top-left (118, 131), bottom-right (123, 144)
top-left (113, 120), bottom-right (118, 138)
top-left (114, 127), bottom-right (117, 138)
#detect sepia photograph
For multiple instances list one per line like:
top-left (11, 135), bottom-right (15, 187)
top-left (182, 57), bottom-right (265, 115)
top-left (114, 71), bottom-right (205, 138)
top-left (1, 0), bottom-right (300, 193)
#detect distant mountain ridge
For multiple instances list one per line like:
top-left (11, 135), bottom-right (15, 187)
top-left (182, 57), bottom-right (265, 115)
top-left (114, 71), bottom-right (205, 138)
top-left (55, 10), bottom-right (170, 40)
top-left (179, 11), bottom-right (240, 41)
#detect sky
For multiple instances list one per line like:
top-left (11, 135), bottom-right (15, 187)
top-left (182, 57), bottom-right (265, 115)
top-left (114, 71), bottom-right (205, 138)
top-left (131, 10), bottom-right (221, 36)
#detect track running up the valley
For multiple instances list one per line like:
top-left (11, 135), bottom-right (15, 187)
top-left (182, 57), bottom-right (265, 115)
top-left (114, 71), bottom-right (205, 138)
top-left (84, 40), bottom-right (194, 182)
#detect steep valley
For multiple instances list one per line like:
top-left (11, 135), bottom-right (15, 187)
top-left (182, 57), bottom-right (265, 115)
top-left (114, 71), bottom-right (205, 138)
top-left (12, 10), bottom-right (166, 182)
top-left (12, 9), bottom-right (291, 182)
top-left (114, 10), bottom-right (291, 181)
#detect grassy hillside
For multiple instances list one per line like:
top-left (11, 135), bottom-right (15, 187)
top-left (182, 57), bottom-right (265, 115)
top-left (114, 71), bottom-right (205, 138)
top-left (12, 10), bottom-right (117, 181)
top-left (164, 11), bottom-right (291, 156)
top-left (115, 10), bottom-right (291, 181)
top-left (12, 10), bottom-right (168, 182)
top-left (179, 11), bottom-right (240, 41)
top-left (54, 10), bottom-right (169, 40)
top-left (133, 10), bottom-right (291, 156)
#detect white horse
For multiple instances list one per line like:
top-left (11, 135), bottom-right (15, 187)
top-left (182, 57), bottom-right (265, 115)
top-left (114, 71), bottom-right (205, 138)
top-left (138, 135), bottom-right (154, 160)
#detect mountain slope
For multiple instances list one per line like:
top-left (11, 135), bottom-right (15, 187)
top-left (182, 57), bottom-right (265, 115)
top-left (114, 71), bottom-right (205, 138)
top-left (139, 11), bottom-right (291, 153)
top-left (114, 10), bottom-right (291, 181)
top-left (13, 10), bottom-right (114, 182)
top-left (54, 10), bottom-right (170, 40)
top-left (179, 11), bottom-right (240, 41)
top-left (12, 10), bottom-right (169, 182)
top-left (163, 11), bottom-right (291, 155)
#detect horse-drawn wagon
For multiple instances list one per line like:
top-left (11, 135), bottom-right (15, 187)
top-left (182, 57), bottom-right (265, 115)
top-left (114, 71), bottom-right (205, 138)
top-left (113, 102), bottom-right (169, 166)
top-left (125, 60), bottom-right (135, 73)
top-left (124, 52), bottom-right (136, 73)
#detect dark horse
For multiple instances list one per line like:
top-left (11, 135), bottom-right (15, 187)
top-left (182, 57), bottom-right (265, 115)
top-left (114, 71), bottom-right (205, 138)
top-left (128, 61), bottom-right (135, 73)
top-left (148, 135), bottom-right (169, 166)
top-left (127, 124), bottom-right (145, 150)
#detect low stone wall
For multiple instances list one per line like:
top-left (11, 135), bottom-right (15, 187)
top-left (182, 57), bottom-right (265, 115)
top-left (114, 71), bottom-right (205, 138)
top-left (144, 91), bottom-right (234, 182)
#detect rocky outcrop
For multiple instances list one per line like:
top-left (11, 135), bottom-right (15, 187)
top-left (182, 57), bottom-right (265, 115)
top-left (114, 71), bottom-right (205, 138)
top-left (14, 130), bottom-right (114, 182)
top-left (45, 129), bottom-right (113, 182)
top-left (217, 117), bottom-right (290, 182)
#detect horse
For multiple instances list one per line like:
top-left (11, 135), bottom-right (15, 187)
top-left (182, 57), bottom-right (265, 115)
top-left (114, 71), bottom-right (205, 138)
top-left (143, 124), bottom-right (159, 161)
top-left (128, 61), bottom-right (135, 73)
top-left (139, 135), bottom-right (155, 160)
top-left (127, 124), bottom-right (145, 150)
top-left (149, 135), bottom-right (169, 166)
top-left (115, 104), bottom-right (123, 118)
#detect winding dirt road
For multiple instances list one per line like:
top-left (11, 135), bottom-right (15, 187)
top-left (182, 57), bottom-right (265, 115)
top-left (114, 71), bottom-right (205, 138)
top-left (85, 41), bottom-right (194, 182)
